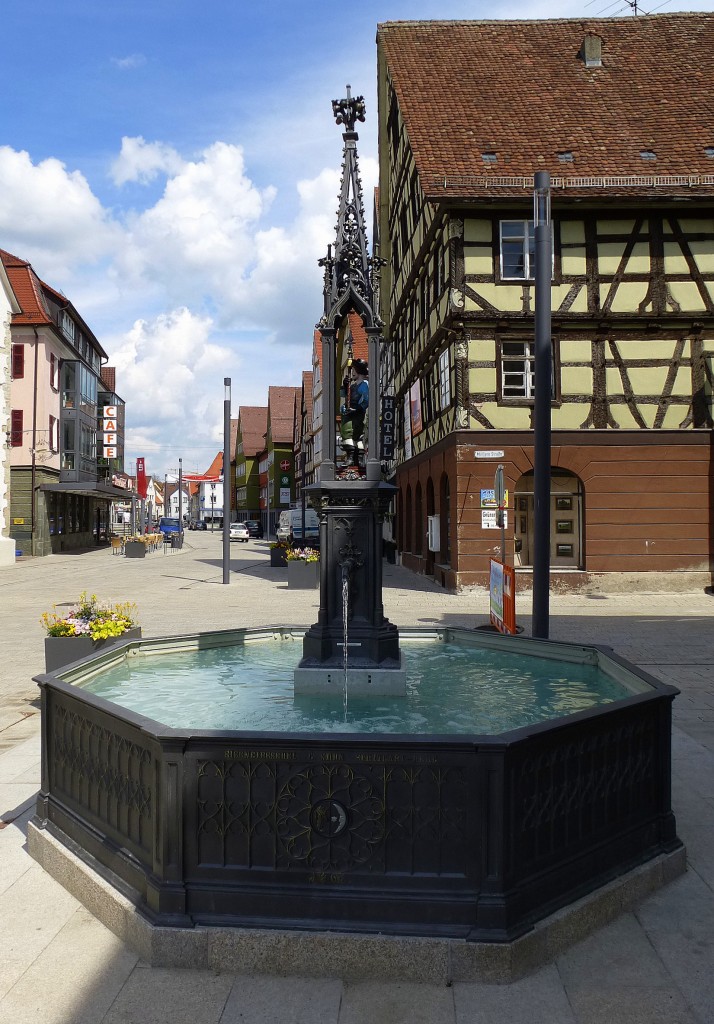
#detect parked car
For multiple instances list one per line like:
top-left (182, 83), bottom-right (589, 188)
top-left (188, 519), bottom-right (207, 531)
top-left (244, 519), bottom-right (263, 538)
top-left (229, 521), bottom-right (250, 542)
top-left (158, 517), bottom-right (183, 541)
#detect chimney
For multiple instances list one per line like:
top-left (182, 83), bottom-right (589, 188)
top-left (581, 33), bottom-right (603, 68)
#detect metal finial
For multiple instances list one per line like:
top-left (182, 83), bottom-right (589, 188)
top-left (331, 86), bottom-right (366, 132)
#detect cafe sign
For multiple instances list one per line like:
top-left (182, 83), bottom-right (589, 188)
top-left (102, 405), bottom-right (118, 459)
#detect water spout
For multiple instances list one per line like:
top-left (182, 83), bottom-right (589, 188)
top-left (341, 565), bottom-right (350, 720)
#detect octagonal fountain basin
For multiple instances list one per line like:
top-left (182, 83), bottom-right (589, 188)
top-left (32, 626), bottom-right (681, 945)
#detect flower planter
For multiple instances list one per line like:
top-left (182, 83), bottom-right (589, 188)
top-left (124, 541), bottom-right (146, 558)
top-left (44, 627), bottom-right (142, 674)
top-left (287, 560), bottom-right (319, 589)
top-left (269, 548), bottom-right (288, 567)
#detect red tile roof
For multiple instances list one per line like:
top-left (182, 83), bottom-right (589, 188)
top-left (0, 249), bottom-right (53, 325)
top-left (268, 386), bottom-right (300, 445)
top-left (237, 406), bottom-right (268, 456)
top-left (203, 451), bottom-right (224, 479)
top-left (378, 14), bottom-right (714, 200)
top-left (302, 370), bottom-right (314, 427)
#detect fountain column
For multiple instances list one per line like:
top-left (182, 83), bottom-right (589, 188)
top-left (294, 86), bottom-right (404, 697)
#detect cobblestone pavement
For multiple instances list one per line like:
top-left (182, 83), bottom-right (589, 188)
top-left (1, 534), bottom-right (712, 1023)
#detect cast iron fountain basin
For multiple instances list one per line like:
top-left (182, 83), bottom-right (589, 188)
top-left (32, 627), bottom-right (680, 943)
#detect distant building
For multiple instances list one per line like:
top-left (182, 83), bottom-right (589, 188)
top-left (260, 386), bottom-right (300, 536)
top-left (234, 405), bottom-right (267, 522)
top-left (0, 258), bottom-right (20, 563)
top-left (2, 248), bottom-right (128, 555)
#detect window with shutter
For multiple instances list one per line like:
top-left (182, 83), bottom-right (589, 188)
top-left (50, 353), bottom-right (56, 389)
top-left (11, 410), bottom-right (23, 446)
top-left (11, 345), bottom-right (24, 379)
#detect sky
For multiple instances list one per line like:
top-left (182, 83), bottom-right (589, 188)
top-left (2, 0), bottom-right (711, 477)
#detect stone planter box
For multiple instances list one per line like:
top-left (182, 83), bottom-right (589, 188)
top-left (44, 627), bottom-right (142, 674)
top-left (124, 541), bottom-right (146, 558)
top-left (287, 560), bottom-right (319, 589)
top-left (269, 548), bottom-right (288, 567)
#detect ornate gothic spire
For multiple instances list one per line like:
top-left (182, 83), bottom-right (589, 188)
top-left (318, 86), bottom-right (383, 330)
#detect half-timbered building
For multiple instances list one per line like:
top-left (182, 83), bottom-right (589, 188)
top-left (376, 14), bottom-right (714, 591)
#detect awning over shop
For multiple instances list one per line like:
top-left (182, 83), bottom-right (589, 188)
top-left (39, 482), bottom-right (135, 501)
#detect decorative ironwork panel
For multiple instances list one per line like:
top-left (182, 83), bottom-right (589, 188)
top-left (194, 752), bottom-right (470, 878)
top-left (512, 707), bottom-right (659, 871)
top-left (49, 698), bottom-right (154, 858)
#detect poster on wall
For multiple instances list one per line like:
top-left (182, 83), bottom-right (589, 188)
top-left (410, 381), bottom-right (423, 436)
top-left (482, 509), bottom-right (508, 529)
top-left (403, 393), bottom-right (412, 460)
top-left (480, 488), bottom-right (509, 508)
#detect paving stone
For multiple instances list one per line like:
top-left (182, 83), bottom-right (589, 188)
top-left (564, 986), bottom-right (698, 1024)
top-left (102, 966), bottom-right (234, 1024)
top-left (0, 906), bottom-right (138, 1024)
top-left (453, 966), bottom-right (577, 1023)
top-left (555, 914), bottom-right (671, 990)
top-left (219, 975), bottom-right (342, 1023)
top-left (0, 866), bottom-right (81, 998)
top-left (0, 754), bottom-right (40, 783)
top-left (337, 980), bottom-right (455, 1024)
top-left (636, 870), bottom-right (714, 1024)
top-left (0, 782), bottom-right (39, 822)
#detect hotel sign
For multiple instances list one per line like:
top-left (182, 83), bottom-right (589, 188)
top-left (381, 394), bottom-right (395, 460)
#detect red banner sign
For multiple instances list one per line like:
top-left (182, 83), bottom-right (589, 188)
top-left (136, 458), bottom-right (148, 499)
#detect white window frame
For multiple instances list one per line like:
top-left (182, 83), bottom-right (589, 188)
top-left (501, 339), bottom-right (536, 398)
top-left (499, 220), bottom-right (554, 281)
top-left (500, 339), bottom-right (557, 401)
top-left (438, 349), bottom-right (451, 410)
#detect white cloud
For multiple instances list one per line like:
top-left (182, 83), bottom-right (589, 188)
top-left (109, 308), bottom-right (237, 468)
top-left (111, 308), bottom-right (226, 419)
top-left (116, 142), bottom-right (277, 310)
top-left (111, 54), bottom-right (147, 70)
top-left (0, 147), bottom-right (119, 276)
top-left (111, 136), bottom-right (184, 186)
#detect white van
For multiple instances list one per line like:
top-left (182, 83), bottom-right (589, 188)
top-left (276, 507), bottom-right (319, 544)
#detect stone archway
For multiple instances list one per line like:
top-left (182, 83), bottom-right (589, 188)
top-left (513, 468), bottom-right (584, 569)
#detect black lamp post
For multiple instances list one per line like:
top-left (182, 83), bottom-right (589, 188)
top-left (532, 171), bottom-right (552, 639)
top-left (223, 377), bottom-right (231, 584)
top-left (178, 458), bottom-right (183, 543)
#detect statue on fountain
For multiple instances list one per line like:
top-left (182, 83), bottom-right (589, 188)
top-left (339, 357), bottom-right (369, 474)
top-left (294, 87), bottom-right (405, 696)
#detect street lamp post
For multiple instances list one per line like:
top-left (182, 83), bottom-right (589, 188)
top-left (178, 458), bottom-right (183, 546)
top-left (532, 171), bottom-right (552, 639)
top-left (223, 378), bottom-right (231, 584)
top-left (300, 443), bottom-right (306, 545)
